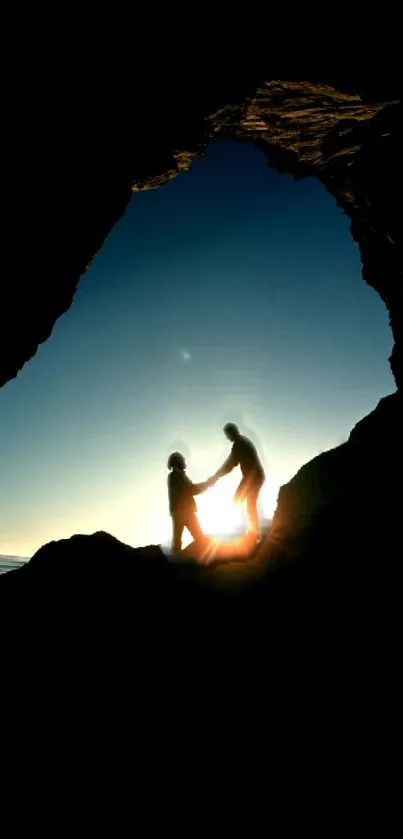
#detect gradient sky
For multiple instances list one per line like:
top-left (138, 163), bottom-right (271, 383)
top-left (0, 140), bottom-right (395, 556)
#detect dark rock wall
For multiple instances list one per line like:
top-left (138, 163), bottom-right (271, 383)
top-left (271, 391), bottom-right (403, 544)
top-left (208, 82), bottom-right (402, 388)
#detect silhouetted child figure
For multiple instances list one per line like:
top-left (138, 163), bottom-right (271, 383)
top-left (167, 452), bottom-right (213, 554)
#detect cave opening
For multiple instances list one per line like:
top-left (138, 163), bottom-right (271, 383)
top-left (0, 139), bottom-right (394, 557)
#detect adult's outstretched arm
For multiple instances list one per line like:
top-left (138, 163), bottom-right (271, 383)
top-left (211, 452), bottom-right (238, 482)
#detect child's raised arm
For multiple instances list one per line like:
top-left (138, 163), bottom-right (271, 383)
top-left (188, 477), bottom-right (215, 496)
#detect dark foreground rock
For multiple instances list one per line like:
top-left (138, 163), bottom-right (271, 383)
top-left (1, 513), bottom-right (400, 797)
top-left (2, 500), bottom-right (399, 649)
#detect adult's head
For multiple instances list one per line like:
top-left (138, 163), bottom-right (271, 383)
top-left (223, 422), bottom-right (240, 442)
top-left (167, 451), bottom-right (186, 470)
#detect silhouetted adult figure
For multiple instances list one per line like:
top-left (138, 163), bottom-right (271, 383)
top-left (210, 423), bottom-right (265, 538)
top-left (167, 452), bottom-right (212, 554)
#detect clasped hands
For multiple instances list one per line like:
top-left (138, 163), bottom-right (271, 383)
top-left (204, 475), bottom-right (243, 507)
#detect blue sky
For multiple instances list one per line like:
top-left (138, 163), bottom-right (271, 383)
top-left (0, 140), bottom-right (394, 555)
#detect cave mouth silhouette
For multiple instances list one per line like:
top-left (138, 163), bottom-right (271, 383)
top-left (1, 53), bottom-right (401, 395)
top-left (2, 27), bottom-right (402, 559)
top-left (1, 85), bottom-right (402, 556)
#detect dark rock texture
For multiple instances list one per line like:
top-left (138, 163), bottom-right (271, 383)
top-left (1, 520), bottom-right (399, 790)
top-left (269, 392), bottom-right (403, 578)
top-left (272, 391), bottom-right (403, 537)
top-left (1, 511), bottom-right (399, 678)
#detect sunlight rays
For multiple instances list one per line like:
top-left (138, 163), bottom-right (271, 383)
top-left (197, 479), bottom-right (245, 538)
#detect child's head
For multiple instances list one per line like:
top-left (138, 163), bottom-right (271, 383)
top-left (167, 451), bottom-right (186, 471)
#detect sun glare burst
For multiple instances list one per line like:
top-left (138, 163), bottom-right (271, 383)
top-left (197, 480), bottom-right (246, 538)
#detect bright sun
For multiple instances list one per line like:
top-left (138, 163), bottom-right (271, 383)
top-left (197, 479), bottom-right (246, 538)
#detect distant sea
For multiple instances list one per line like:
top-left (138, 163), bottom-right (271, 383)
top-left (0, 555), bottom-right (28, 575)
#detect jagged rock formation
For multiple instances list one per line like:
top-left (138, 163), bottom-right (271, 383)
top-left (272, 392), bottom-right (403, 535)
